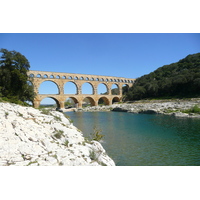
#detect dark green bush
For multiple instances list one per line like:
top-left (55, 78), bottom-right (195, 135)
top-left (183, 105), bottom-right (200, 114)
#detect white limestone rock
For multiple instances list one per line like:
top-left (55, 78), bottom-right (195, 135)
top-left (172, 112), bottom-right (189, 117)
top-left (0, 103), bottom-right (115, 166)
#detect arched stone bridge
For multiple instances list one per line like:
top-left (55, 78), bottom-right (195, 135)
top-left (28, 70), bottom-right (135, 109)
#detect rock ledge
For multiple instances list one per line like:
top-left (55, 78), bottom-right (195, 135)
top-left (0, 103), bottom-right (115, 166)
top-left (81, 99), bottom-right (200, 118)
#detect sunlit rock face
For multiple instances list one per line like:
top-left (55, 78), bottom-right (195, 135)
top-left (0, 103), bottom-right (115, 166)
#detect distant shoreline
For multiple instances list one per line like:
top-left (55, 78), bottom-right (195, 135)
top-left (75, 98), bottom-right (200, 118)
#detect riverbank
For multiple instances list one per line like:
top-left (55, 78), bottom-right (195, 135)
top-left (80, 98), bottom-right (200, 118)
top-left (0, 103), bottom-right (115, 166)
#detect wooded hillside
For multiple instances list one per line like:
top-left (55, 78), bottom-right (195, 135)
top-left (125, 53), bottom-right (200, 100)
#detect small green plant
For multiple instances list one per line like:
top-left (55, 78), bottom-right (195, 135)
top-left (54, 133), bottom-right (62, 139)
top-left (52, 154), bottom-right (58, 160)
top-left (54, 115), bottom-right (62, 121)
top-left (183, 105), bottom-right (200, 114)
top-left (90, 126), bottom-right (104, 142)
top-left (89, 149), bottom-right (105, 165)
top-left (89, 150), bottom-right (97, 161)
top-left (40, 108), bottom-right (51, 115)
top-left (5, 112), bottom-right (9, 118)
top-left (190, 105), bottom-right (200, 113)
top-left (64, 140), bottom-right (69, 147)
top-left (54, 130), bottom-right (64, 139)
top-left (18, 112), bottom-right (23, 117)
top-left (164, 109), bottom-right (179, 113)
top-left (27, 161), bottom-right (38, 166)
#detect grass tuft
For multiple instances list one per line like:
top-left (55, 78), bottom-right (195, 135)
top-left (183, 105), bottom-right (200, 114)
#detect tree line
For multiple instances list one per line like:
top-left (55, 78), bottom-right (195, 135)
top-left (125, 53), bottom-right (200, 100)
top-left (0, 48), bottom-right (35, 105)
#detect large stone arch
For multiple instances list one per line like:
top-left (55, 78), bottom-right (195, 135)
top-left (64, 81), bottom-right (78, 94)
top-left (81, 82), bottom-right (95, 94)
top-left (67, 96), bottom-right (79, 104)
top-left (97, 83), bottom-right (109, 95)
top-left (38, 80), bottom-right (61, 94)
top-left (112, 96), bottom-right (120, 104)
top-left (82, 96), bottom-right (96, 107)
top-left (98, 96), bottom-right (110, 105)
top-left (40, 96), bottom-right (61, 109)
top-left (65, 96), bottom-right (80, 108)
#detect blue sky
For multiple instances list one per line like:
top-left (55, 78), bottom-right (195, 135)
top-left (1, 33), bottom-right (199, 78)
top-left (1, 33), bottom-right (200, 104)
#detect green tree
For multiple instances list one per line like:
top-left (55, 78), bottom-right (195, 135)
top-left (122, 85), bottom-right (129, 95)
top-left (0, 48), bottom-right (35, 104)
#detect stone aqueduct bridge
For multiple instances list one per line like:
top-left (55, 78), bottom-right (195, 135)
top-left (27, 70), bottom-right (136, 109)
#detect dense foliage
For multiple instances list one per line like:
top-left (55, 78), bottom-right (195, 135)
top-left (0, 48), bottom-right (35, 104)
top-left (125, 53), bottom-right (200, 100)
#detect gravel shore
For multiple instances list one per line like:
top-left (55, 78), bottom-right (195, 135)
top-left (80, 99), bottom-right (200, 118)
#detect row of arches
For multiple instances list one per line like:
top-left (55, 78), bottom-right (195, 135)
top-left (37, 96), bottom-right (120, 109)
top-left (37, 80), bottom-right (129, 95)
top-left (29, 73), bottom-right (134, 83)
top-left (28, 71), bottom-right (135, 109)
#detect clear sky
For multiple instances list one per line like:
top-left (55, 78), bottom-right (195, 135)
top-left (1, 33), bottom-right (200, 78)
top-left (1, 33), bottom-right (200, 104)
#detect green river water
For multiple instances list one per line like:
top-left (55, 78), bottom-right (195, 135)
top-left (66, 111), bottom-right (200, 166)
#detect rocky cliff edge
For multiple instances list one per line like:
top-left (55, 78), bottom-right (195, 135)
top-left (0, 103), bottom-right (115, 166)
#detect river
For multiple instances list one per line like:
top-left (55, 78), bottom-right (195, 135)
top-left (66, 111), bottom-right (200, 166)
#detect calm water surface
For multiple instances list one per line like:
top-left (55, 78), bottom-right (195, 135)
top-left (66, 112), bottom-right (200, 166)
